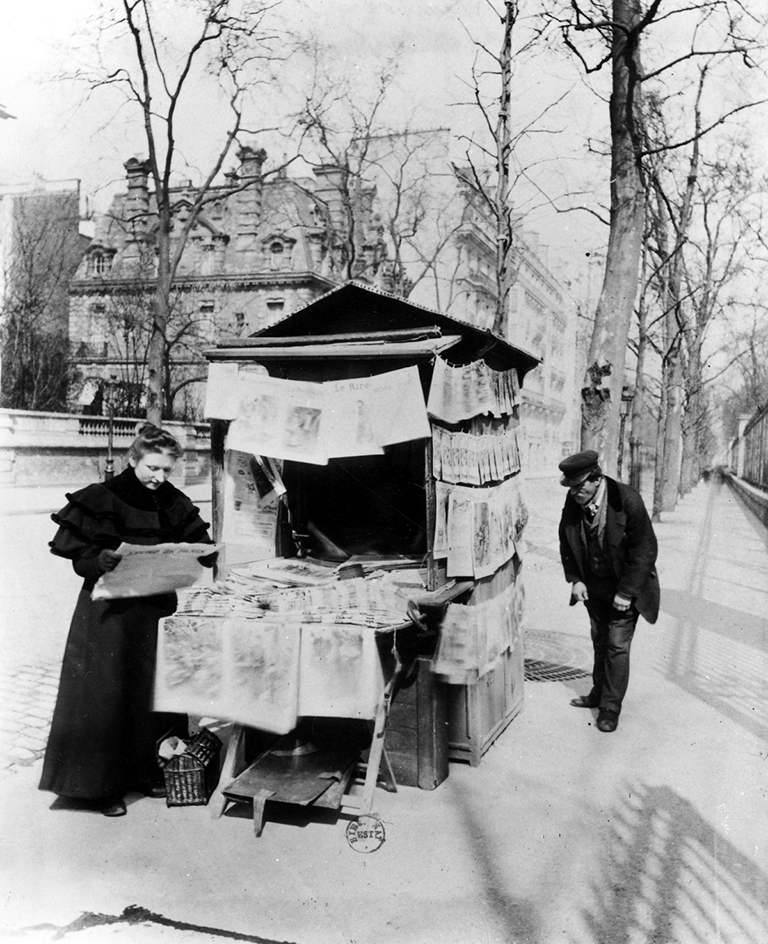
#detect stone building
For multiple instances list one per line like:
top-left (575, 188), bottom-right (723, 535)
top-left (68, 148), bottom-right (387, 418)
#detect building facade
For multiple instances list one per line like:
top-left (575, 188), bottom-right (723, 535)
top-left (67, 149), bottom-right (387, 418)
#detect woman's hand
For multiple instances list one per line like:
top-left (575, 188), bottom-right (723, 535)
top-left (97, 549), bottom-right (123, 572)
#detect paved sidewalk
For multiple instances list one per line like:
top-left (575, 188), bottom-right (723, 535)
top-left (0, 476), bottom-right (766, 944)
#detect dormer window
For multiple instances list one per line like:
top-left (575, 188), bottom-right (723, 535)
top-left (92, 252), bottom-right (110, 276)
top-left (270, 241), bottom-right (284, 270)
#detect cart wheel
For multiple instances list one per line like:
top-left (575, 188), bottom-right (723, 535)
top-left (346, 813), bottom-right (386, 853)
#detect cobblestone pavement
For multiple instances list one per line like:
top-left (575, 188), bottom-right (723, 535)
top-left (0, 658), bottom-right (60, 780)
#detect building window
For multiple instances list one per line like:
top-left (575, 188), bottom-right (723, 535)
top-left (266, 298), bottom-right (285, 314)
top-left (270, 242), bottom-right (284, 270)
top-left (200, 243), bottom-right (215, 276)
top-left (92, 253), bottom-right (110, 276)
top-left (200, 301), bottom-right (215, 316)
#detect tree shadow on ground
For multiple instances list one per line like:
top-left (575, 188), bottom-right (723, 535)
top-left (578, 781), bottom-right (768, 944)
top-left (449, 783), bottom-right (543, 944)
top-left (659, 588), bottom-right (768, 743)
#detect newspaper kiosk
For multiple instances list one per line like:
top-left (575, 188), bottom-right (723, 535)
top-left (157, 282), bottom-right (538, 835)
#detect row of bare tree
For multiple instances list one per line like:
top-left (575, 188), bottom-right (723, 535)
top-left (544, 0), bottom-right (767, 515)
top-left (2, 0), bottom-right (767, 519)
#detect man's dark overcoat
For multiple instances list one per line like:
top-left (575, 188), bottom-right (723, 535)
top-left (558, 476), bottom-right (660, 624)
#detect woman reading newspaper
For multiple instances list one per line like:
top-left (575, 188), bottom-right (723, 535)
top-left (39, 425), bottom-right (215, 817)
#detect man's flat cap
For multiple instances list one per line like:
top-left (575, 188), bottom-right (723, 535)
top-left (558, 449), bottom-right (601, 486)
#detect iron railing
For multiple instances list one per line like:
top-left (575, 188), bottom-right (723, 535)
top-left (731, 404), bottom-right (768, 491)
top-left (741, 404), bottom-right (768, 491)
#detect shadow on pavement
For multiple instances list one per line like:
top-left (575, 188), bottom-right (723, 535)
top-left (581, 782), bottom-right (768, 944)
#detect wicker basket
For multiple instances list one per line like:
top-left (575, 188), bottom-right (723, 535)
top-left (157, 728), bottom-right (222, 807)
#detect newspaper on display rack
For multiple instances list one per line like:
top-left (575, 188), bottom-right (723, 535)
top-left (432, 475), bottom-right (529, 579)
top-left (430, 416), bottom-right (521, 486)
top-left (154, 565), bottom-right (423, 733)
top-left (432, 574), bottom-right (526, 684)
top-left (207, 363), bottom-right (431, 464)
top-left (426, 357), bottom-right (520, 424)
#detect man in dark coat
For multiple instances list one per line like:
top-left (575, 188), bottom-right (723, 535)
top-left (558, 450), bottom-right (660, 732)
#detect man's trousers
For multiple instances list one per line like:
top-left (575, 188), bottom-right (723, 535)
top-left (584, 588), bottom-right (639, 715)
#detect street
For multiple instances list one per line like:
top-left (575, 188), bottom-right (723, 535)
top-left (0, 476), bottom-right (766, 944)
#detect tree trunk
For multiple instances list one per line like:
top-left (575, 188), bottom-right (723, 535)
top-left (580, 0), bottom-right (645, 477)
top-left (659, 342), bottom-right (684, 511)
top-left (492, 1), bottom-right (515, 337)
top-left (629, 293), bottom-right (649, 492)
top-left (651, 368), bottom-right (667, 522)
top-left (680, 337), bottom-right (704, 493)
top-left (146, 216), bottom-right (171, 426)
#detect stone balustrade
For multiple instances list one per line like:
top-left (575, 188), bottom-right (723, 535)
top-left (0, 409), bottom-right (210, 486)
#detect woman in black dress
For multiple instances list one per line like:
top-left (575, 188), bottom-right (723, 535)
top-left (39, 425), bottom-right (214, 816)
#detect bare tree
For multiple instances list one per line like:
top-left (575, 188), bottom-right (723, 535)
top-left (719, 301), bottom-right (768, 442)
top-left (1, 189), bottom-right (84, 411)
top-left (455, 1), bottom-right (554, 336)
top-left (553, 0), bottom-right (766, 476)
top-left (640, 62), bottom-right (763, 515)
top-left (293, 42), bottom-right (406, 285)
top-left (75, 0), bottom-right (291, 424)
top-left (92, 279), bottom-right (212, 420)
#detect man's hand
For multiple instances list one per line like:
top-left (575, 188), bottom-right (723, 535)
top-left (97, 549), bottom-right (123, 573)
top-left (613, 593), bottom-right (632, 612)
top-left (570, 581), bottom-right (589, 605)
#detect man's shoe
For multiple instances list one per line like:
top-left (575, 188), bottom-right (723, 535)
top-left (570, 694), bottom-right (600, 708)
top-left (596, 709), bottom-right (619, 733)
top-left (99, 796), bottom-right (127, 817)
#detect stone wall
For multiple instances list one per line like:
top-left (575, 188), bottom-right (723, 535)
top-left (726, 473), bottom-right (768, 529)
top-left (0, 410), bottom-right (210, 487)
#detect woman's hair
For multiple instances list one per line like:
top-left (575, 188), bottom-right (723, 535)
top-left (127, 423), bottom-right (184, 461)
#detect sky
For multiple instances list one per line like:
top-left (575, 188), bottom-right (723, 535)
top-left (0, 0), bottom-right (609, 278)
top-left (1, 0), bottom-right (766, 304)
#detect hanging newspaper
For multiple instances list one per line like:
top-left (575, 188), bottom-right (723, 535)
top-left (427, 356), bottom-right (520, 423)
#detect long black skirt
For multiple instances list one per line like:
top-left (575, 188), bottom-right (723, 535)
top-left (39, 589), bottom-right (187, 800)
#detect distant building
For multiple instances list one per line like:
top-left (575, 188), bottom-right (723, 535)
top-left (0, 179), bottom-right (89, 411)
top-left (364, 130), bottom-right (583, 472)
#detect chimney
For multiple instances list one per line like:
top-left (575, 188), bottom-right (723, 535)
top-left (123, 158), bottom-right (151, 235)
top-left (236, 145), bottom-right (267, 237)
top-left (312, 164), bottom-right (346, 232)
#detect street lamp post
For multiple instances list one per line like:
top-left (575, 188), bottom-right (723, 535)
top-left (104, 374), bottom-right (118, 481)
top-left (618, 384), bottom-right (634, 482)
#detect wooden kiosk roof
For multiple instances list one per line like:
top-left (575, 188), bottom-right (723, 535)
top-left (204, 281), bottom-right (540, 378)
